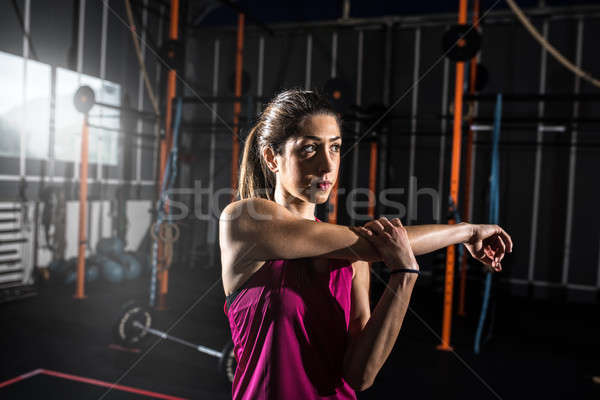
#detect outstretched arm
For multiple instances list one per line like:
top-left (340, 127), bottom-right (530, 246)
top-left (405, 223), bottom-right (513, 270)
top-left (220, 198), bottom-right (512, 270)
top-left (404, 223), bottom-right (473, 256)
top-left (219, 198), bottom-right (381, 271)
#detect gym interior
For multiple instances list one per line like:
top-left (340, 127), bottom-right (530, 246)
top-left (1, 0), bottom-right (599, 399)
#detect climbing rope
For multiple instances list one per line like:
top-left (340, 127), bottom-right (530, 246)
top-left (474, 93), bottom-right (502, 354)
top-left (505, 0), bottom-right (600, 88)
top-left (149, 97), bottom-right (182, 307)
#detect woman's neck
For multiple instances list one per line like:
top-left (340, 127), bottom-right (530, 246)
top-left (274, 184), bottom-right (315, 220)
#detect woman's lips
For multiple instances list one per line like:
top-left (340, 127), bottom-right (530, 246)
top-left (316, 182), bottom-right (331, 191)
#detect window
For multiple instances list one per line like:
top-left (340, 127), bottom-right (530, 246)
top-left (25, 59), bottom-right (51, 159)
top-left (55, 68), bottom-right (121, 165)
top-left (0, 50), bottom-right (121, 167)
top-left (0, 52), bottom-right (24, 158)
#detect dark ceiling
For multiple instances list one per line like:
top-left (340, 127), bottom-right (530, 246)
top-left (189, 0), bottom-right (599, 27)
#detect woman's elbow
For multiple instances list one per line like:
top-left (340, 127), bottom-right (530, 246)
top-left (348, 377), bottom-right (374, 392)
top-left (343, 369), bottom-right (374, 392)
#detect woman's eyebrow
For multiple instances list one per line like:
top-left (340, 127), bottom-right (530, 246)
top-left (302, 135), bottom-right (341, 141)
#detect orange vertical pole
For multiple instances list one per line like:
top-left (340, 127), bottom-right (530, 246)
top-left (328, 117), bottom-right (341, 223)
top-left (328, 179), bottom-right (339, 224)
top-left (74, 118), bottom-right (89, 299)
top-left (157, 0), bottom-right (179, 310)
top-left (231, 14), bottom-right (245, 201)
top-left (438, 0), bottom-right (468, 351)
top-left (458, 0), bottom-right (480, 317)
top-left (327, 109), bottom-right (343, 224)
top-left (367, 142), bottom-right (377, 218)
top-left (366, 141), bottom-right (378, 270)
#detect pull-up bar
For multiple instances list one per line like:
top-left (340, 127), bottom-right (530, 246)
top-left (470, 124), bottom-right (566, 132)
top-left (177, 95), bottom-right (268, 104)
top-left (464, 93), bottom-right (600, 102)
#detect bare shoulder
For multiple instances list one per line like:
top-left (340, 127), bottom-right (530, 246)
top-left (219, 198), bottom-right (291, 295)
top-left (220, 197), bottom-right (289, 221)
top-left (220, 198), bottom-right (289, 244)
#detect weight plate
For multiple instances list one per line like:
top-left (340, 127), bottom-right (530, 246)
top-left (160, 40), bottom-right (184, 71)
top-left (74, 86), bottom-right (96, 114)
top-left (113, 302), bottom-right (152, 347)
top-left (218, 339), bottom-right (237, 384)
top-left (442, 24), bottom-right (482, 62)
top-left (323, 77), bottom-right (352, 114)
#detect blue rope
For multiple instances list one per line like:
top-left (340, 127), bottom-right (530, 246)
top-left (150, 98), bottom-right (183, 307)
top-left (474, 93), bottom-right (502, 354)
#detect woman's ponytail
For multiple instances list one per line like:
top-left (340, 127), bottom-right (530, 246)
top-left (237, 122), bottom-right (275, 200)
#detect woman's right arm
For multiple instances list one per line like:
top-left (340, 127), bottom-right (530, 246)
top-left (219, 198), bottom-right (381, 270)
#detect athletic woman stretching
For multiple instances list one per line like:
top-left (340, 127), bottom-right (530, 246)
top-left (219, 89), bottom-right (513, 399)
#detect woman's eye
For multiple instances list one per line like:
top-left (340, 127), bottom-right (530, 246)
top-left (331, 143), bottom-right (341, 152)
top-left (302, 144), bottom-right (316, 153)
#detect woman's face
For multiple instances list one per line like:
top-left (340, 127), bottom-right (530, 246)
top-left (273, 113), bottom-right (342, 204)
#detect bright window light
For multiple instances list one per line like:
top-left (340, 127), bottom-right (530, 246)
top-left (0, 52), bottom-right (24, 158)
top-left (25, 59), bottom-right (51, 159)
top-left (55, 68), bottom-right (121, 165)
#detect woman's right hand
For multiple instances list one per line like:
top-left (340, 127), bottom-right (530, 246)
top-left (351, 217), bottom-right (419, 272)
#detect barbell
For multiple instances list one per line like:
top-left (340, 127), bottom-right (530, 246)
top-left (113, 302), bottom-right (237, 384)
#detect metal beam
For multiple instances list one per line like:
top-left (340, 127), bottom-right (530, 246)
top-left (199, 4), bottom-right (600, 32)
top-left (464, 93), bottom-right (600, 102)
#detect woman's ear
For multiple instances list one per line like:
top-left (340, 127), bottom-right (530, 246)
top-left (263, 146), bottom-right (279, 173)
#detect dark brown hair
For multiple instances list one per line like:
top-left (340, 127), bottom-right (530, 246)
top-left (237, 88), bottom-right (341, 200)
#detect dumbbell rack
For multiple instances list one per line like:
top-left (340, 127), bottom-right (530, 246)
top-left (0, 202), bottom-right (36, 303)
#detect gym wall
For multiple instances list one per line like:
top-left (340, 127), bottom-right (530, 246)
top-left (183, 14), bottom-right (600, 301)
top-left (0, 2), bottom-right (598, 301)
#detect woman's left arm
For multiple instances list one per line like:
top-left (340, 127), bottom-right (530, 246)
top-left (404, 222), bottom-right (473, 256)
top-left (405, 222), bottom-right (513, 270)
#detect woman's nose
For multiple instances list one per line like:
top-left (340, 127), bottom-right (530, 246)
top-left (317, 148), bottom-right (335, 174)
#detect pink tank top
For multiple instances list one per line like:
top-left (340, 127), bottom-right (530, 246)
top-left (223, 219), bottom-right (357, 400)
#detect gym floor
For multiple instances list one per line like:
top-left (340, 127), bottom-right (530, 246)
top-left (2, 270), bottom-right (598, 399)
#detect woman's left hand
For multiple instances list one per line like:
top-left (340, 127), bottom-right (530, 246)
top-left (463, 224), bottom-right (513, 272)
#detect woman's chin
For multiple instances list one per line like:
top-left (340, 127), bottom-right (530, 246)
top-left (313, 191), bottom-right (331, 204)
top-left (300, 189), bottom-right (331, 204)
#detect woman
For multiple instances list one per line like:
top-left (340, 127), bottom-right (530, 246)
top-left (219, 89), bottom-right (512, 399)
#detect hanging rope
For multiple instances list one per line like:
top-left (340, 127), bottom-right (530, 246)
top-left (474, 93), bottom-right (502, 355)
top-left (149, 97), bottom-right (182, 307)
top-left (505, 0), bottom-right (600, 89)
top-left (150, 220), bottom-right (180, 268)
top-left (124, 0), bottom-right (161, 116)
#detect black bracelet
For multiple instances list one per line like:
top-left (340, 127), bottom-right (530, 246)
top-left (389, 268), bottom-right (421, 275)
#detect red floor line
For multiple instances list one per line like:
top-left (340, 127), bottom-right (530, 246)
top-left (0, 369), bottom-right (43, 389)
top-left (37, 369), bottom-right (188, 400)
top-left (108, 343), bottom-right (142, 353)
